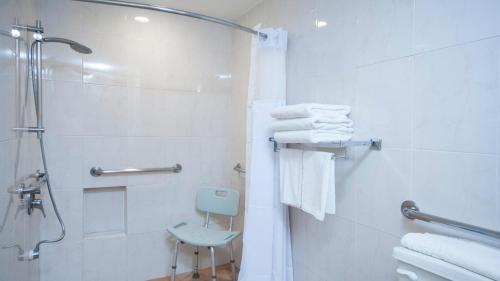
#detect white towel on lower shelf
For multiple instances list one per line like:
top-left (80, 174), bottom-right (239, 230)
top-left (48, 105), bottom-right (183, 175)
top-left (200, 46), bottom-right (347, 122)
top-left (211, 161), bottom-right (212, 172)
top-left (271, 103), bottom-right (351, 119)
top-left (271, 115), bottom-right (354, 132)
top-left (279, 149), bottom-right (303, 208)
top-left (274, 130), bottom-right (352, 143)
top-left (301, 150), bottom-right (335, 220)
top-left (401, 233), bottom-right (500, 280)
top-left (279, 148), bottom-right (335, 221)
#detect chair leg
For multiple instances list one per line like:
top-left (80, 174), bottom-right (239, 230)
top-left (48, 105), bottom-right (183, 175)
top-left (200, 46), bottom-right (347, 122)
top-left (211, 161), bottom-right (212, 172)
top-left (209, 246), bottom-right (217, 281)
top-left (170, 240), bottom-right (180, 281)
top-left (229, 242), bottom-right (236, 281)
top-left (192, 246), bottom-right (200, 279)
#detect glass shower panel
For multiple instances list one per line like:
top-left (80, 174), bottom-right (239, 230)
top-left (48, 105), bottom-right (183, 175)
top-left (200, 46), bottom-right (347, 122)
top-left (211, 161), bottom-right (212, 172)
top-left (0, 1), bottom-right (40, 280)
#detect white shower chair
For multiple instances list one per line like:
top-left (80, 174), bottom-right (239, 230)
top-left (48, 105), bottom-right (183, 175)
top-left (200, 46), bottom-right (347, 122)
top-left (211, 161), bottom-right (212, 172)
top-left (167, 187), bottom-right (241, 281)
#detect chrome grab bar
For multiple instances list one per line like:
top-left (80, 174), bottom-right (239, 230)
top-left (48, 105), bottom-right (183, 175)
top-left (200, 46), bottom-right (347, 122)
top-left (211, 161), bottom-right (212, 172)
top-left (90, 164), bottom-right (182, 177)
top-left (233, 163), bottom-right (245, 174)
top-left (401, 200), bottom-right (500, 240)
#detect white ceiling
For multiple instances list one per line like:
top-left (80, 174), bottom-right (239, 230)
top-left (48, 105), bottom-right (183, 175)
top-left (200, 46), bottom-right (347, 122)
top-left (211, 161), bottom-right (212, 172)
top-left (133, 0), bottom-right (264, 20)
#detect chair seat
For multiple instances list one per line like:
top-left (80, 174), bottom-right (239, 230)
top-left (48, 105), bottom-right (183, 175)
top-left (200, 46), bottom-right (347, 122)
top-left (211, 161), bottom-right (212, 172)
top-left (167, 222), bottom-right (241, 247)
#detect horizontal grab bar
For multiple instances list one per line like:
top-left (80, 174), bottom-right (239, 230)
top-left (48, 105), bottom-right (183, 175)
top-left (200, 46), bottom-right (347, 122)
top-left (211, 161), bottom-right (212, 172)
top-left (90, 164), bottom-right (182, 177)
top-left (401, 200), bottom-right (500, 240)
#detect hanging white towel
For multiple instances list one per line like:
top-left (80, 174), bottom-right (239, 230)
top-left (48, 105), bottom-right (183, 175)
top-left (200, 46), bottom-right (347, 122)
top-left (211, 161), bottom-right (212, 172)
top-left (271, 103), bottom-right (351, 119)
top-left (271, 115), bottom-right (354, 132)
top-left (301, 150), bottom-right (335, 221)
top-left (279, 149), bottom-right (303, 208)
top-left (325, 156), bottom-right (336, 215)
top-left (401, 233), bottom-right (500, 280)
top-left (274, 129), bottom-right (353, 143)
top-left (279, 149), bottom-right (336, 221)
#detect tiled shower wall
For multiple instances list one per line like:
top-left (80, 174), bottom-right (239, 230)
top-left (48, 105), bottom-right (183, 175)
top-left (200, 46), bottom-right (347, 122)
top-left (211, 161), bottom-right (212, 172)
top-left (233, 0), bottom-right (500, 280)
top-left (36, 0), bottom-right (239, 280)
top-left (0, 1), bottom-right (40, 281)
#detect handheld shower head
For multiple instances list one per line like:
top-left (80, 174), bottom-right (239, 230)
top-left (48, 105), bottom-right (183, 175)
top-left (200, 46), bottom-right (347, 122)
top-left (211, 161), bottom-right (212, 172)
top-left (42, 37), bottom-right (92, 54)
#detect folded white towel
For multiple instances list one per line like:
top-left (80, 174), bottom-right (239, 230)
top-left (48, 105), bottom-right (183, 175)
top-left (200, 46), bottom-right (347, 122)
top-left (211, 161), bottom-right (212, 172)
top-left (274, 130), bottom-right (352, 143)
top-left (301, 150), bottom-right (335, 220)
top-left (401, 233), bottom-right (500, 280)
top-left (279, 149), bottom-right (335, 221)
top-left (271, 103), bottom-right (351, 119)
top-left (279, 149), bottom-right (303, 208)
top-left (271, 116), bottom-right (354, 132)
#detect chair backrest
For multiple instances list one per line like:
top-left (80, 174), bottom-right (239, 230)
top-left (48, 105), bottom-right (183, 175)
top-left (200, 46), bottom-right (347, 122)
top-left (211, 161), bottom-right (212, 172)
top-left (196, 187), bottom-right (240, 217)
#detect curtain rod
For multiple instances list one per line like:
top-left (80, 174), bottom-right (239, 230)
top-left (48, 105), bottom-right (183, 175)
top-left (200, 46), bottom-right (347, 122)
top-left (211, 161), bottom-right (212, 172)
top-left (72, 0), bottom-right (267, 40)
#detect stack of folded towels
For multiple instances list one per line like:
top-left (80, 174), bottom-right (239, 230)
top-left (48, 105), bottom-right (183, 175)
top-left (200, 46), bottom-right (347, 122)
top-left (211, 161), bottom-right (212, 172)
top-left (272, 103), bottom-right (353, 221)
top-left (270, 103), bottom-right (354, 143)
top-left (401, 233), bottom-right (500, 280)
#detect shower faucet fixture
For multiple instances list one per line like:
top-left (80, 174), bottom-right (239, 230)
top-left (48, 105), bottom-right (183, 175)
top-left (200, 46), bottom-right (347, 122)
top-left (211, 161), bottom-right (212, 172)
top-left (9, 19), bottom-right (92, 261)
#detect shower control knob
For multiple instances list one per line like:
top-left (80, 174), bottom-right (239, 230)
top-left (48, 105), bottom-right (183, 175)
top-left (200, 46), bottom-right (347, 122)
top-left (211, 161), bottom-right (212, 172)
top-left (31, 199), bottom-right (46, 218)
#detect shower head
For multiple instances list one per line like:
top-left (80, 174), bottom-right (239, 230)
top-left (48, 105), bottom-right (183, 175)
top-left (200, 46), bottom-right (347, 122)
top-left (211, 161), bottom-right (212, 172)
top-left (42, 37), bottom-right (92, 54)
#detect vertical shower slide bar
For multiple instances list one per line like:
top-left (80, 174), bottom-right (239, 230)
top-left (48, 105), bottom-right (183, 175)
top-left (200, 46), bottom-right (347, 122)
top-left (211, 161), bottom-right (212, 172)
top-left (14, 17), bottom-right (21, 132)
top-left (34, 20), bottom-right (43, 139)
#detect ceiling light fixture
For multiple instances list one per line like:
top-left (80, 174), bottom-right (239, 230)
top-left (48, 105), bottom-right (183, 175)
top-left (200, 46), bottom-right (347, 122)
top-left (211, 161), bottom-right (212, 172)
top-left (134, 16), bottom-right (150, 23)
top-left (315, 20), bottom-right (328, 28)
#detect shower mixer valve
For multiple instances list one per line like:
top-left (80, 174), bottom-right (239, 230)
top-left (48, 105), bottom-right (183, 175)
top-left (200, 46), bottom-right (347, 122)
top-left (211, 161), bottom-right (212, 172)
top-left (25, 194), bottom-right (45, 217)
top-left (15, 182), bottom-right (46, 218)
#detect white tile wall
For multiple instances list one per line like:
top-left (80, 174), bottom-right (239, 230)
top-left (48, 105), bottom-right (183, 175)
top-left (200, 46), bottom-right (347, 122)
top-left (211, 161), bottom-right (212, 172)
top-left (126, 184), bottom-right (173, 234)
top-left (234, 0), bottom-right (500, 280)
top-left (40, 241), bottom-right (83, 281)
top-left (83, 235), bottom-right (128, 281)
top-left (354, 57), bottom-right (414, 149)
top-left (35, 0), bottom-right (237, 280)
top-left (413, 39), bottom-right (499, 154)
top-left (126, 232), bottom-right (170, 281)
top-left (414, 0), bottom-right (500, 53)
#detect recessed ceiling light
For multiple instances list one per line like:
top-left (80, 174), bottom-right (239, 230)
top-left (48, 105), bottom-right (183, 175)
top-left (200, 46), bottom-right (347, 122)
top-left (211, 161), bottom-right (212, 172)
top-left (217, 74), bottom-right (232, 80)
top-left (315, 20), bottom-right (328, 28)
top-left (134, 16), bottom-right (150, 23)
top-left (10, 29), bottom-right (21, 38)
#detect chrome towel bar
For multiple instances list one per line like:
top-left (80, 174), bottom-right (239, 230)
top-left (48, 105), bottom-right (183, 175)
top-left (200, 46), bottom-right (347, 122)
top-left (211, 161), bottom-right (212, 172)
top-left (269, 137), bottom-right (382, 152)
top-left (90, 164), bottom-right (182, 177)
top-left (401, 200), bottom-right (500, 240)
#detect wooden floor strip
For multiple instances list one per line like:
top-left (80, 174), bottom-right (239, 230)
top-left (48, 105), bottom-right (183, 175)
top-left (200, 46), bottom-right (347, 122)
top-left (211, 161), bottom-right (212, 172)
top-left (149, 263), bottom-right (238, 281)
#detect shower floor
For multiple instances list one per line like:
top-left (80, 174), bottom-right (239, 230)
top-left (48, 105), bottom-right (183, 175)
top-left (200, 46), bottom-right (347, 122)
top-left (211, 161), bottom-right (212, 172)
top-left (150, 263), bottom-right (238, 281)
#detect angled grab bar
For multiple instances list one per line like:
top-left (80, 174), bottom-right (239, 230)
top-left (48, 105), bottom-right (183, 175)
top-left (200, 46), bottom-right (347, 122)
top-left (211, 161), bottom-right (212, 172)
top-left (401, 200), bottom-right (500, 240)
top-left (90, 164), bottom-right (182, 177)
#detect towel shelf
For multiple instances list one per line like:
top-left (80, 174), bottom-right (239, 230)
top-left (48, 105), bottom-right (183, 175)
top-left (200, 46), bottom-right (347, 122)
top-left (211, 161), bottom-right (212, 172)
top-left (401, 200), bottom-right (500, 240)
top-left (269, 137), bottom-right (382, 152)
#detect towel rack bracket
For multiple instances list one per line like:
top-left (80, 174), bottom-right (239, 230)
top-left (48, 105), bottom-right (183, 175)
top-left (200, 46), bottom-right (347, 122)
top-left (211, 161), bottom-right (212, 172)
top-left (370, 138), bottom-right (382, 151)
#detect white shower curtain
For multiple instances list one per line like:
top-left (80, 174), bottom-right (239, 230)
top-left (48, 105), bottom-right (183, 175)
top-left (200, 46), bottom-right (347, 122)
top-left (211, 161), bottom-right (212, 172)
top-left (239, 27), bottom-right (293, 281)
